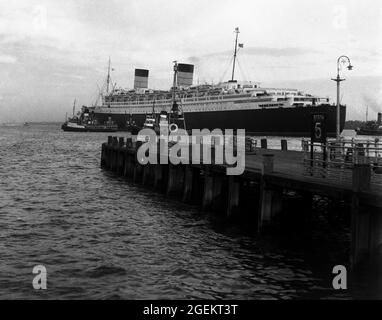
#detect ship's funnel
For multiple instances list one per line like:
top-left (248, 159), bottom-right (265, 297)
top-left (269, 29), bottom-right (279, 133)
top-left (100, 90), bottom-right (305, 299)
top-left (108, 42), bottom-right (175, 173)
top-left (378, 112), bottom-right (381, 125)
top-left (177, 63), bottom-right (194, 87)
top-left (134, 69), bottom-right (149, 89)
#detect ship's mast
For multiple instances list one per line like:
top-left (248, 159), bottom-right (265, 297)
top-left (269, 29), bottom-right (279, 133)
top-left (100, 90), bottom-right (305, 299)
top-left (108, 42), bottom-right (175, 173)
top-left (231, 27), bottom-right (240, 81)
top-left (106, 57), bottom-right (111, 94)
top-left (172, 61), bottom-right (178, 103)
top-left (72, 98), bottom-right (76, 117)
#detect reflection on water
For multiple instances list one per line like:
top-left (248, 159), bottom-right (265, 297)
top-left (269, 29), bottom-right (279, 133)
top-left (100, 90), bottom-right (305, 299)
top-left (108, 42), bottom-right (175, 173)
top-left (0, 124), bottom-right (379, 299)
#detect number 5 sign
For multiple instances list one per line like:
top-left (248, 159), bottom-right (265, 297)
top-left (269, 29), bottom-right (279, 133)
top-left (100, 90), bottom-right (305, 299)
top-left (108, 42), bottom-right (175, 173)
top-left (311, 113), bottom-right (327, 143)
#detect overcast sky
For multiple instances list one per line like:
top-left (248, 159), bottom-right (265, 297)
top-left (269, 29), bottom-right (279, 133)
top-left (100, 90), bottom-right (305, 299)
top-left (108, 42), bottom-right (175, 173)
top-left (0, 0), bottom-right (381, 122)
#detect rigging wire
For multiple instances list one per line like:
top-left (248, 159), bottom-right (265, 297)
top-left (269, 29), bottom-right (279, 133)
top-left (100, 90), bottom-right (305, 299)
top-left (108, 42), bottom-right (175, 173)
top-left (236, 57), bottom-right (248, 82)
top-left (218, 55), bottom-right (234, 84)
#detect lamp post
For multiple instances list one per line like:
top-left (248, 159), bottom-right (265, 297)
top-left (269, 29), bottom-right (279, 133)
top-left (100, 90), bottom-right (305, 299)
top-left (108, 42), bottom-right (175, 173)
top-left (332, 55), bottom-right (353, 140)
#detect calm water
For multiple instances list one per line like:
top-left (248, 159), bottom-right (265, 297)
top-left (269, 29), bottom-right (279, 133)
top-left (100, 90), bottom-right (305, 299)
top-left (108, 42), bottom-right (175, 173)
top-left (0, 124), bottom-right (379, 299)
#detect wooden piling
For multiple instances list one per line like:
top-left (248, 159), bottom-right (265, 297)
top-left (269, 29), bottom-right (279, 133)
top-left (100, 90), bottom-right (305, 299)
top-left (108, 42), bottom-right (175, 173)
top-left (154, 165), bottom-right (165, 189)
top-left (126, 137), bottom-right (133, 149)
top-left (227, 176), bottom-right (240, 217)
top-left (262, 154), bottom-right (274, 174)
top-left (258, 154), bottom-right (283, 231)
top-left (281, 139), bottom-right (288, 151)
top-left (167, 164), bottom-right (184, 197)
top-left (261, 138), bottom-right (267, 149)
top-left (202, 169), bottom-right (214, 210)
top-left (142, 164), bottom-right (153, 186)
top-left (182, 166), bottom-right (194, 202)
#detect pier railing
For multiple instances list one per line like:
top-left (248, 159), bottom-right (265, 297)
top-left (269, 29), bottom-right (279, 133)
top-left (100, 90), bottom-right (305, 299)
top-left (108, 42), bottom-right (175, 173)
top-left (302, 138), bottom-right (382, 190)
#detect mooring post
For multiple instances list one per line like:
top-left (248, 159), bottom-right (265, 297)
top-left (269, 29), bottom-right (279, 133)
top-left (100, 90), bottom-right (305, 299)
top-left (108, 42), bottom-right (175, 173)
top-left (281, 139), bottom-right (288, 151)
top-left (110, 137), bottom-right (115, 171)
top-left (110, 137), bottom-right (119, 171)
top-left (227, 176), bottom-right (240, 217)
top-left (101, 143), bottom-right (106, 167)
top-left (350, 163), bottom-right (375, 269)
top-left (126, 137), bottom-right (133, 149)
top-left (118, 137), bottom-right (124, 148)
top-left (115, 138), bottom-right (124, 173)
top-left (261, 138), bottom-right (267, 149)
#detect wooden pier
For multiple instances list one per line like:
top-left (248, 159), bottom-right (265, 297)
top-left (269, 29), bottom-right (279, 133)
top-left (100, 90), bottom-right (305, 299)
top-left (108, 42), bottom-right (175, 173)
top-left (101, 135), bottom-right (382, 270)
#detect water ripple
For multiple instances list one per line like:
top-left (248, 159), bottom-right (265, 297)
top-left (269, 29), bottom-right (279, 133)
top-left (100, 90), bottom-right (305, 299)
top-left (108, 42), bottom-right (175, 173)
top-left (0, 125), bottom-right (379, 299)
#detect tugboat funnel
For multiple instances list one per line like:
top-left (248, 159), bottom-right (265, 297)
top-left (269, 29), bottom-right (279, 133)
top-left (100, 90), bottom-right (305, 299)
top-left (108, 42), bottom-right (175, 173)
top-left (177, 63), bottom-right (194, 87)
top-left (134, 69), bottom-right (149, 89)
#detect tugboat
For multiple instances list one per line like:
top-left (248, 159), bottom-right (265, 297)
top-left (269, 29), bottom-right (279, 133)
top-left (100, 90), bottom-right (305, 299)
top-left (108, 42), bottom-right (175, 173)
top-left (61, 99), bottom-right (118, 132)
top-left (356, 112), bottom-right (382, 136)
top-left (125, 113), bottom-right (141, 135)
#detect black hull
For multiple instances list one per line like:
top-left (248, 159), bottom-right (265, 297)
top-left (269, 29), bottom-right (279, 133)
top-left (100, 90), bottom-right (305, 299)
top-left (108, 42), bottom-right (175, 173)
top-left (93, 105), bottom-right (346, 137)
top-left (356, 129), bottom-right (382, 136)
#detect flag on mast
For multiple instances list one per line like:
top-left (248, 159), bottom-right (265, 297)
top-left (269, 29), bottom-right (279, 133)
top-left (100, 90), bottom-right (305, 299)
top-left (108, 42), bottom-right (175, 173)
top-left (238, 43), bottom-right (244, 48)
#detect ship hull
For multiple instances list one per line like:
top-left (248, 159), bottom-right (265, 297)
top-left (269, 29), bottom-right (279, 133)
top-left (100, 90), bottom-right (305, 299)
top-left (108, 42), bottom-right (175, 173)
top-left (92, 105), bottom-right (346, 137)
top-left (61, 123), bottom-right (118, 132)
top-left (355, 129), bottom-right (382, 136)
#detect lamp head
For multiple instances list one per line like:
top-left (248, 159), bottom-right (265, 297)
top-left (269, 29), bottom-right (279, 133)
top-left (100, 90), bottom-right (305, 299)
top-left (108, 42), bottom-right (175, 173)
top-left (347, 64), bottom-right (353, 71)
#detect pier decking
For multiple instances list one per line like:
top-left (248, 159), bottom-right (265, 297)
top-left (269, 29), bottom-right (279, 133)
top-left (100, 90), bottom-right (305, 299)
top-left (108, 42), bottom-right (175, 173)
top-left (101, 136), bottom-right (382, 270)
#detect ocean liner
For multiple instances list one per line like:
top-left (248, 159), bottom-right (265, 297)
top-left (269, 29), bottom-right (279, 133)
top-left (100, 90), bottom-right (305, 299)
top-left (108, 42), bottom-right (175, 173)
top-left (89, 28), bottom-right (346, 137)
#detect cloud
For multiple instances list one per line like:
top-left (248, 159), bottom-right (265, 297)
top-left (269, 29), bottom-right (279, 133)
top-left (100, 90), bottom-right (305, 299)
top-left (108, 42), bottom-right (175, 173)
top-left (241, 47), bottom-right (320, 57)
top-left (0, 0), bottom-right (380, 121)
top-left (189, 47), bottom-right (319, 63)
top-left (0, 55), bottom-right (17, 64)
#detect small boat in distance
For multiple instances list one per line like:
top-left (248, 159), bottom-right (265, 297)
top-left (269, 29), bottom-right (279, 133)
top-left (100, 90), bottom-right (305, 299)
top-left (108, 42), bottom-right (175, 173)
top-left (61, 99), bottom-right (118, 132)
top-left (356, 112), bottom-right (382, 136)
